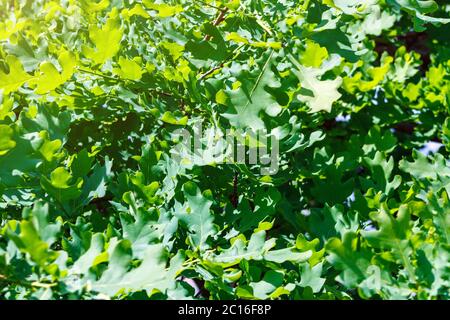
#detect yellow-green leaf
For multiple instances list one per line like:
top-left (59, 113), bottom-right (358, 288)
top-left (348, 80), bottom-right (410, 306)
top-left (0, 125), bottom-right (16, 156)
top-left (300, 41), bottom-right (329, 68)
top-left (161, 111), bottom-right (188, 125)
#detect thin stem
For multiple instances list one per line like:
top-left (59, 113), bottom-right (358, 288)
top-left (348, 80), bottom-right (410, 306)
top-left (77, 68), bottom-right (120, 82)
top-left (199, 44), bottom-right (245, 80)
top-left (196, 0), bottom-right (222, 10)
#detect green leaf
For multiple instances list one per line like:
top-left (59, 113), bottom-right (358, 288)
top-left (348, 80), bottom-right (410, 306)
top-left (5, 203), bottom-right (61, 267)
top-left (326, 231), bottom-right (372, 287)
top-left (21, 202), bottom-right (62, 246)
top-left (264, 247), bottom-right (312, 264)
top-left (205, 231), bottom-right (275, 267)
top-left (296, 234), bottom-right (325, 266)
top-left (391, 0), bottom-right (450, 30)
top-left (89, 242), bottom-right (183, 297)
top-left (298, 262), bottom-right (326, 293)
top-left (0, 125), bottom-right (16, 156)
top-left (142, 1), bottom-right (183, 18)
top-left (161, 111), bottom-right (188, 126)
top-left (0, 55), bottom-right (33, 94)
top-left (362, 151), bottom-right (402, 194)
top-left (399, 150), bottom-right (450, 180)
top-left (361, 205), bottom-right (411, 250)
top-left (222, 52), bottom-right (282, 130)
top-left (40, 167), bottom-right (83, 202)
top-left (0, 0), bottom-right (450, 301)
top-left (300, 41), bottom-right (329, 68)
top-left (248, 270), bottom-right (285, 299)
top-left (114, 57), bottom-right (143, 81)
top-left (174, 182), bottom-right (215, 250)
top-left (343, 55), bottom-right (393, 93)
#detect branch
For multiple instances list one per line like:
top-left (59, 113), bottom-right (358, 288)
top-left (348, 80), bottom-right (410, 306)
top-left (77, 68), bottom-right (178, 100)
top-left (199, 63), bottom-right (224, 80)
top-left (0, 274), bottom-right (32, 288)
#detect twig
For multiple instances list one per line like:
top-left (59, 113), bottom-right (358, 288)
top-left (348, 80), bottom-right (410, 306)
top-left (204, 7), bottom-right (229, 41)
top-left (0, 274), bottom-right (32, 288)
top-left (199, 63), bottom-right (224, 80)
top-left (198, 44), bottom-right (245, 80)
top-left (149, 89), bottom-right (173, 98)
top-left (213, 7), bottom-right (229, 26)
top-left (78, 67), bottom-right (119, 82)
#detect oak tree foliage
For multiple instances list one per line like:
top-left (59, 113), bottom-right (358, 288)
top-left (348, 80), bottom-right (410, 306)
top-left (0, 0), bottom-right (449, 300)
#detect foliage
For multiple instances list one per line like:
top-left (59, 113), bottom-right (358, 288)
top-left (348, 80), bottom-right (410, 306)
top-left (0, 0), bottom-right (450, 300)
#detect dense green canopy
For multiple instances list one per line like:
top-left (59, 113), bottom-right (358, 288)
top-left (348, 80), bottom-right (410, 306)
top-left (0, 0), bottom-right (449, 300)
